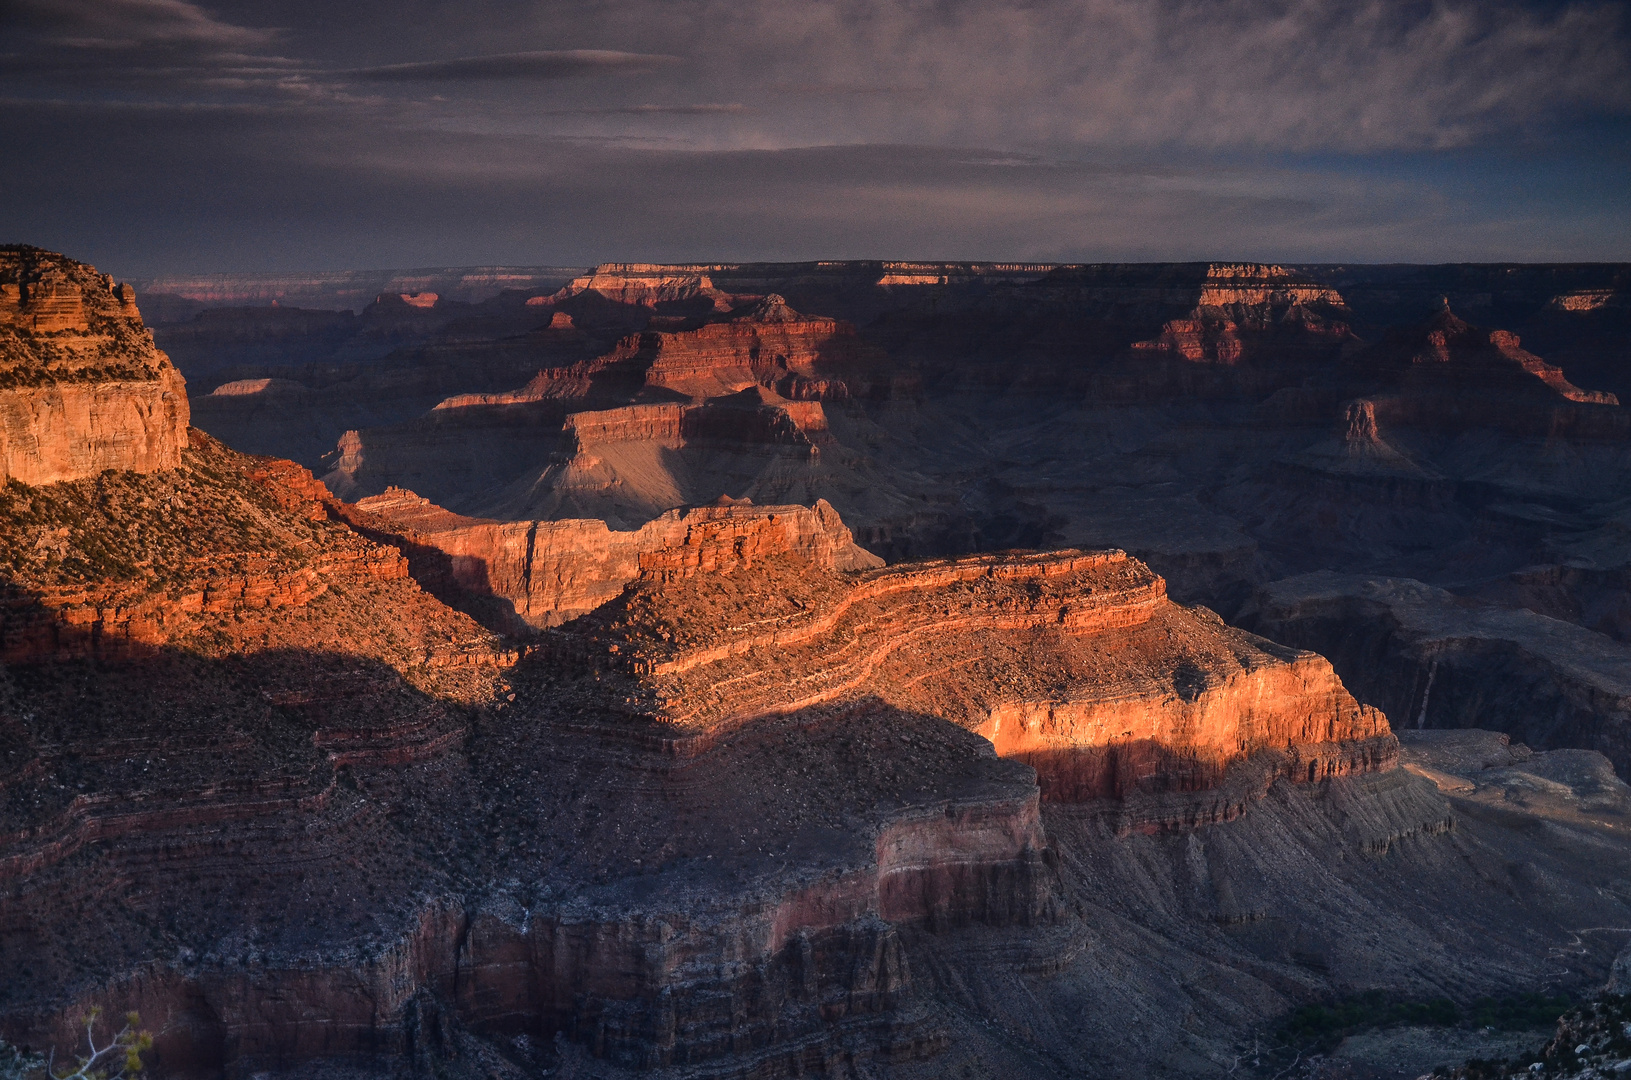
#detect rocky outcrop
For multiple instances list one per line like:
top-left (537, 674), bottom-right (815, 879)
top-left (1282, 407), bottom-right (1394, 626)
top-left (1292, 398), bottom-right (1434, 477)
top-left (1242, 572), bottom-right (1631, 775)
top-left (1382, 306), bottom-right (1615, 404)
top-left (887, 261), bottom-right (1362, 403)
top-left (133, 265), bottom-right (583, 312)
top-left (341, 489), bottom-right (882, 630)
top-left (551, 263), bottom-right (735, 311)
top-left (0, 247), bottom-right (189, 485)
top-left (1031, 262), bottom-right (1346, 319)
top-left (550, 546), bottom-right (1394, 809)
top-left (325, 296), bottom-right (899, 526)
top-left (1355, 306), bottom-right (1624, 439)
top-left (0, 432), bottom-right (480, 664)
top-left (0, 455), bottom-right (1055, 1078)
top-left (1038, 263), bottom-right (1351, 361)
top-left (549, 262), bottom-right (1056, 324)
top-left (437, 293), bottom-right (885, 409)
top-left (551, 395), bottom-right (831, 453)
top-left (1113, 264), bottom-right (1350, 366)
top-left (981, 648), bottom-right (1394, 805)
top-left (18, 251), bottom-right (1631, 1080)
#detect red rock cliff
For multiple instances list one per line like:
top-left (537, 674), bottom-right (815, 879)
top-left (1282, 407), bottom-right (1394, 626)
top-left (552, 546), bottom-right (1396, 809)
top-left (342, 489), bottom-right (884, 630)
top-left (0, 247), bottom-right (189, 485)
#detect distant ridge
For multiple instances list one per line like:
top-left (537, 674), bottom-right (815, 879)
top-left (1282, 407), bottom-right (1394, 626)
top-left (130, 265), bottom-right (589, 314)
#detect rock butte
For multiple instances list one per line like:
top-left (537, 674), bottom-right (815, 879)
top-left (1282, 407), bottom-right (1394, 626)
top-left (0, 247), bottom-right (189, 485)
top-left (319, 293), bottom-right (909, 528)
top-left (424, 293), bottom-right (883, 410)
top-left (340, 487), bottom-right (883, 630)
top-left (547, 544), bottom-right (1396, 802)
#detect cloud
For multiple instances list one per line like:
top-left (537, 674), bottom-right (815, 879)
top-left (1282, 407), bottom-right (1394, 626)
top-left (346, 50), bottom-right (680, 82)
top-left (537, 103), bottom-right (750, 116)
top-left (0, 0), bottom-right (1625, 269)
top-left (661, 0), bottom-right (1631, 152)
top-left (6, 0), bottom-right (1625, 154)
top-left (8, 0), bottom-right (275, 48)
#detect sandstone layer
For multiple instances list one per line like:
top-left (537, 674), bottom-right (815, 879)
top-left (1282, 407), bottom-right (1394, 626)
top-left (340, 488), bottom-right (883, 630)
top-left (0, 246), bottom-right (189, 485)
top-left (544, 547), bottom-right (1394, 813)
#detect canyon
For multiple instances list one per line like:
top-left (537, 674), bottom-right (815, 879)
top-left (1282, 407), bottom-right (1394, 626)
top-left (2, 250), bottom-right (1631, 1079)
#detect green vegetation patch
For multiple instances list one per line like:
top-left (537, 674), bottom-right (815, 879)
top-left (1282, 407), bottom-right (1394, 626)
top-left (1465, 993), bottom-right (1576, 1032)
top-left (1434, 994), bottom-right (1631, 1078)
top-left (1279, 990), bottom-right (1463, 1053)
top-left (1274, 990), bottom-right (1573, 1060)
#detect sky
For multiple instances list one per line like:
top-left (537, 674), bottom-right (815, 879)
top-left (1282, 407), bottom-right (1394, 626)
top-left (2, 0), bottom-right (1629, 275)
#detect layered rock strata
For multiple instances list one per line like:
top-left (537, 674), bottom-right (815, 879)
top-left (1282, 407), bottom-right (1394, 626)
top-left (0, 247), bottom-right (188, 484)
top-left (322, 295), bottom-right (913, 529)
top-left (0, 468), bottom-right (1053, 1077)
top-left (549, 547), bottom-right (1395, 807)
top-left (1112, 263), bottom-right (1353, 366)
top-left (433, 293), bottom-right (887, 410)
top-left (15, 250), bottom-right (1631, 1079)
top-left (1355, 306), bottom-right (1624, 437)
top-left (1244, 572), bottom-right (1631, 775)
top-left (340, 488), bottom-right (883, 630)
top-left (0, 432), bottom-right (493, 666)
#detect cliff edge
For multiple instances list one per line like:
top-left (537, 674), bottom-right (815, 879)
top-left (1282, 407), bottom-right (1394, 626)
top-left (0, 246), bottom-right (188, 485)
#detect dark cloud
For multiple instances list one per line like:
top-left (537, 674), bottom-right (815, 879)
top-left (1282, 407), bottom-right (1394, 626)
top-left (0, 0), bottom-right (1625, 269)
top-left (8, 0), bottom-right (276, 48)
top-left (345, 49), bottom-right (679, 82)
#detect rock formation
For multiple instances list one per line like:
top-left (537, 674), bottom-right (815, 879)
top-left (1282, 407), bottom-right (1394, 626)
top-left (133, 265), bottom-right (583, 312)
top-left (1358, 305), bottom-right (1621, 436)
top-left (340, 488), bottom-right (882, 630)
top-left (1298, 398), bottom-right (1433, 475)
top-left (0, 430), bottom-right (488, 666)
top-left (430, 292), bottom-right (886, 410)
top-left (543, 546), bottom-right (1393, 813)
top-left (1242, 572), bottom-right (1631, 775)
top-left (14, 249), bottom-right (1631, 1078)
top-left (549, 262), bottom-right (736, 312)
top-left (320, 294), bottom-right (914, 529)
top-left (9, 470), bottom-right (1627, 1079)
top-left (173, 259), bottom-right (1631, 797)
top-left (1104, 263), bottom-right (1353, 367)
top-left (0, 247), bottom-right (188, 485)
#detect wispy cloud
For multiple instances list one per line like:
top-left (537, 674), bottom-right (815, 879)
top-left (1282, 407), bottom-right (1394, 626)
top-left (345, 49), bottom-right (680, 82)
top-left (670, 0), bottom-right (1631, 152)
top-left (537, 102), bottom-right (750, 116)
top-left (7, 0), bottom-right (1626, 153)
top-left (9, 0), bottom-right (277, 48)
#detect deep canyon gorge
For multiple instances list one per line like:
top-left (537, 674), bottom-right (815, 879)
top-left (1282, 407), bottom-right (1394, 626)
top-left (3, 246), bottom-right (1631, 1079)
